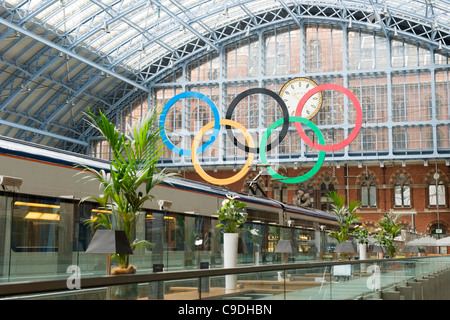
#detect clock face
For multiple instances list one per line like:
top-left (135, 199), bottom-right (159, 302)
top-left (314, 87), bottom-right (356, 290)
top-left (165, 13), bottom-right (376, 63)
top-left (279, 78), bottom-right (322, 119)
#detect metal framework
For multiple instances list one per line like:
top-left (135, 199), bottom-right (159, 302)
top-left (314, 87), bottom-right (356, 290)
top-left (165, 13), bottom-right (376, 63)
top-left (0, 0), bottom-right (450, 157)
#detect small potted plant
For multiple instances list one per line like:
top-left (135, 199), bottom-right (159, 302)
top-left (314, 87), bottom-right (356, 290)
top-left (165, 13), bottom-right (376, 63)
top-left (215, 194), bottom-right (247, 290)
top-left (216, 194), bottom-right (248, 233)
top-left (353, 223), bottom-right (370, 260)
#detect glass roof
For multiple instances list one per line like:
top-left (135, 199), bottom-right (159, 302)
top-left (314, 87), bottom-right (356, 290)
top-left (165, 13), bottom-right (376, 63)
top-left (5, 0), bottom-right (450, 75)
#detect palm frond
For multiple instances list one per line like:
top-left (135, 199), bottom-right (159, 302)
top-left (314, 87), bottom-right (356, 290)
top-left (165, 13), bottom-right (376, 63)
top-left (77, 106), bottom-right (173, 269)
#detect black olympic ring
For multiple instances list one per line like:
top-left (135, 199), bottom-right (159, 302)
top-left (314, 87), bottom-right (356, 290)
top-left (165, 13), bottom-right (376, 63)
top-left (225, 88), bottom-right (290, 153)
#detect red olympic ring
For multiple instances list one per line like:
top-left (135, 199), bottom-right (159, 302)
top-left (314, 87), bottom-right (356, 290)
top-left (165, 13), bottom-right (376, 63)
top-left (294, 84), bottom-right (363, 152)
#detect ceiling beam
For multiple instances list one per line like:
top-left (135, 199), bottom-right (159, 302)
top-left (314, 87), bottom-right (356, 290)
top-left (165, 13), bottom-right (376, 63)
top-left (0, 17), bottom-right (148, 92)
top-left (151, 0), bottom-right (220, 52)
top-left (0, 118), bottom-right (88, 146)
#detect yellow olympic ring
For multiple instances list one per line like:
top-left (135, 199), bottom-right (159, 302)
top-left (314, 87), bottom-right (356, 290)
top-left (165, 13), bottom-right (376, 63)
top-left (191, 119), bottom-right (255, 186)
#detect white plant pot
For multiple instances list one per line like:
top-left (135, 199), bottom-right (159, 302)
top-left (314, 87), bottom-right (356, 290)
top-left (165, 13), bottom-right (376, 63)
top-left (223, 233), bottom-right (239, 290)
top-left (359, 243), bottom-right (367, 260)
top-left (254, 252), bottom-right (260, 266)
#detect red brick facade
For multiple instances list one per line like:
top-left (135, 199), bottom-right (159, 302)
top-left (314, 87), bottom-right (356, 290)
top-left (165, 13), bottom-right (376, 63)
top-left (181, 160), bottom-right (450, 235)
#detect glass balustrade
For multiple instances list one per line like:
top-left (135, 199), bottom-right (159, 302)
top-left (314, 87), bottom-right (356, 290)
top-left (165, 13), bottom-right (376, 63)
top-left (2, 256), bottom-right (450, 300)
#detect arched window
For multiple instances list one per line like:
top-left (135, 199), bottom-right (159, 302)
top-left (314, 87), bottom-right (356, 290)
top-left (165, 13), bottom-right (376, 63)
top-left (361, 175), bottom-right (377, 207)
top-left (430, 223), bottom-right (447, 238)
top-left (394, 173), bottom-right (411, 207)
top-left (429, 172), bottom-right (446, 207)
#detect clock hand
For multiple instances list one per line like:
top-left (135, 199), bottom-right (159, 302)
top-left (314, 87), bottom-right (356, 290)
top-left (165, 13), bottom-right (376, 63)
top-left (292, 93), bottom-right (302, 100)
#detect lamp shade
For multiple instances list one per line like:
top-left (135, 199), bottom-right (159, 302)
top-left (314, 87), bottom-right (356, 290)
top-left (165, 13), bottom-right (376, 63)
top-left (86, 230), bottom-right (133, 255)
top-left (275, 240), bottom-right (296, 253)
top-left (405, 246), bottom-right (420, 253)
top-left (334, 241), bottom-right (356, 253)
top-left (371, 245), bottom-right (386, 253)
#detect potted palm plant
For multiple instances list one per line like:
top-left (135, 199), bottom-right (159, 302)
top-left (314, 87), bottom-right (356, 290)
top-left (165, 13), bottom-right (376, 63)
top-left (215, 194), bottom-right (247, 290)
top-left (79, 107), bottom-right (174, 274)
top-left (327, 191), bottom-right (361, 260)
top-left (376, 212), bottom-right (403, 258)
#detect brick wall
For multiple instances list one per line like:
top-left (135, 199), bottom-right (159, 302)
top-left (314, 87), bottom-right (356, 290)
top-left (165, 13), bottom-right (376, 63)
top-left (182, 161), bottom-right (450, 235)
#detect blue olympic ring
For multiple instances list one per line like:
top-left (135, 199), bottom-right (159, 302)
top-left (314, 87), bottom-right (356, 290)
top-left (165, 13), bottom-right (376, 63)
top-left (159, 91), bottom-right (221, 156)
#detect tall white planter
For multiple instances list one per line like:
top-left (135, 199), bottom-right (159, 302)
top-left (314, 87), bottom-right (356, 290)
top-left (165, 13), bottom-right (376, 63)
top-left (254, 244), bottom-right (260, 266)
top-left (359, 243), bottom-right (367, 260)
top-left (223, 233), bottom-right (239, 290)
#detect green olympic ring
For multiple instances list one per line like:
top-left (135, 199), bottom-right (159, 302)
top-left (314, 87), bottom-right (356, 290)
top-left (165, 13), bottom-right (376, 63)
top-left (259, 116), bottom-right (326, 184)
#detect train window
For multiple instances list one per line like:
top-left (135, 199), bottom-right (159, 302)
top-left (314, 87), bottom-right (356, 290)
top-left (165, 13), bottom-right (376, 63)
top-left (11, 195), bottom-right (61, 252)
top-left (76, 201), bottom-right (104, 252)
top-left (145, 211), bottom-right (212, 252)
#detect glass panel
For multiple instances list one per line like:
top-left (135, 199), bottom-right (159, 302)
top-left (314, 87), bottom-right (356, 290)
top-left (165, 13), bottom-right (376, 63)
top-left (391, 39), bottom-right (404, 67)
top-left (262, 25), bottom-right (304, 75)
top-left (403, 185), bottom-right (411, 206)
top-left (249, 36), bottom-right (260, 77)
top-left (236, 39), bottom-right (250, 79)
top-left (430, 183), bottom-right (446, 206)
top-left (289, 26), bottom-right (301, 74)
top-left (349, 30), bottom-right (386, 70)
top-left (264, 30), bottom-right (276, 76)
top-left (225, 43), bottom-right (237, 79)
top-left (436, 71), bottom-right (450, 121)
top-left (406, 126), bottom-right (421, 151)
top-left (362, 129), bottom-right (375, 151)
top-left (369, 184), bottom-right (377, 207)
top-left (437, 124), bottom-right (450, 151)
top-left (377, 127), bottom-right (389, 153)
top-left (375, 34), bottom-right (388, 69)
top-left (12, 196), bottom-right (60, 253)
top-left (362, 184), bottom-right (369, 207)
top-left (306, 24), bottom-right (342, 73)
top-left (393, 127), bottom-right (406, 151)
top-left (3, 256), bottom-right (450, 300)
top-left (395, 184), bottom-right (403, 206)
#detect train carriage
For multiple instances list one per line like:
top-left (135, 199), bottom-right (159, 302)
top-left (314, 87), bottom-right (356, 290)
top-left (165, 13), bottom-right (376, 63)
top-left (0, 136), bottom-right (339, 281)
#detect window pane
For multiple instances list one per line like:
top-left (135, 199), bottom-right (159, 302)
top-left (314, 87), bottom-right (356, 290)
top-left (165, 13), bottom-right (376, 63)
top-left (430, 184), bottom-right (447, 206)
top-left (395, 185), bottom-right (403, 206)
top-left (430, 185), bottom-right (437, 205)
top-left (369, 185), bottom-right (377, 207)
top-left (362, 184), bottom-right (369, 206)
top-left (12, 195), bottom-right (60, 252)
top-left (403, 185), bottom-right (411, 206)
top-left (438, 184), bottom-right (446, 205)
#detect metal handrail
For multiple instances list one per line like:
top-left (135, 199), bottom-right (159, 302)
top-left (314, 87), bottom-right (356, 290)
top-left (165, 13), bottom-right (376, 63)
top-left (0, 256), bottom-right (447, 297)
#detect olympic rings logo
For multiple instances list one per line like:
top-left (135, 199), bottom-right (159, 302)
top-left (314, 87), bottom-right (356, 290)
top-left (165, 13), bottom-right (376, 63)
top-left (159, 84), bottom-right (363, 186)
